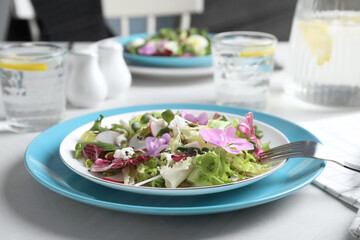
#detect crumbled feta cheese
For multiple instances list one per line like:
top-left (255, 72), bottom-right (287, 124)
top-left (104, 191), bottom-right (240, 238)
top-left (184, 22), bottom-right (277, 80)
top-left (185, 35), bottom-right (208, 55)
top-left (115, 134), bottom-right (127, 147)
top-left (164, 41), bottom-right (179, 53)
top-left (128, 38), bottom-right (145, 48)
top-left (114, 147), bottom-right (135, 160)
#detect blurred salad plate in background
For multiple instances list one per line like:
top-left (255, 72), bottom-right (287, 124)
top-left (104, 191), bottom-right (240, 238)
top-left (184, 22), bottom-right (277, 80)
top-left (116, 28), bottom-right (213, 68)
top-left (126, 28), bottom-right (211, 57)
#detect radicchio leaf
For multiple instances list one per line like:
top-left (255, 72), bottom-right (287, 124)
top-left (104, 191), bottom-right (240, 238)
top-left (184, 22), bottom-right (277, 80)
top-left (81, 144), bottom-right (104, 162)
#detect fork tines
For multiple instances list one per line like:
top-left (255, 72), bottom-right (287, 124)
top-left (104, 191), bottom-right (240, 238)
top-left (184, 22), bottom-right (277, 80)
top-left (258, 141), bottom-right (313, 162)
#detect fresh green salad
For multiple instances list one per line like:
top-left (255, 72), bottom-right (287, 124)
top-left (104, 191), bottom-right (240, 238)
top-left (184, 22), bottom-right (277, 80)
top-left (125, 28), bottom-right (211, 57)
top-left (74, 110), bottom-right (271, 188)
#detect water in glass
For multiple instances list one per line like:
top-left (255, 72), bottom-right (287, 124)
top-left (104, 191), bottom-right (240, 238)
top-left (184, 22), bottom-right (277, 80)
top-left (287, 0), bottom-right (360, 106)
top-left (212, 32), bottom-right (276, 110)
top-left (0, 44), bottom-right (66, 132)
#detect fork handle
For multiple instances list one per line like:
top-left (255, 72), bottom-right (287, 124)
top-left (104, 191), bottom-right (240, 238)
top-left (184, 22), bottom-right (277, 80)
top-left (320, 158), bottom-right (360, 173)
top-left (343, 161), bottom-right (360, 173)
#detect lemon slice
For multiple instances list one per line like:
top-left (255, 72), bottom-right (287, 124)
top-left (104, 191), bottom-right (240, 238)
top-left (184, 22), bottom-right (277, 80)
top-left (240, 46), bottom-right (275, 57)
top-left (299, 20), bottom-right (332, 66)
top-left (0, 61), bottom-right (47, 71)
top-left (340, 16), bottom-right (360, 23)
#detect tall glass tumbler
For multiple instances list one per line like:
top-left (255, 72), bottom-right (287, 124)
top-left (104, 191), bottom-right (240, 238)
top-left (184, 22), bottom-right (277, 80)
top-left (212, 32), bottom-right (277, 110)
top-left (0, 43), bottom-right (67, 132)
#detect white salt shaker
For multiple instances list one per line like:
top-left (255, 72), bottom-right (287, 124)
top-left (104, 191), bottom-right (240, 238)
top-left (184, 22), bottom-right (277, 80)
top-left (98, 40), bottom-right (132, 99)
top-left (67, 49), bottom-right (108, 108)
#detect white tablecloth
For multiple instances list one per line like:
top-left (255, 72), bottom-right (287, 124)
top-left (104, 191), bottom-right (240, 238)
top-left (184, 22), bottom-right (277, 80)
top-left (0, 42), bottom-right (359, 240)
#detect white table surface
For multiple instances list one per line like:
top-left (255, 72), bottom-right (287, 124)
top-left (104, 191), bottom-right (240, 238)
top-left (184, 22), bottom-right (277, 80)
top-left (0, 42), bottom-right (359, 240)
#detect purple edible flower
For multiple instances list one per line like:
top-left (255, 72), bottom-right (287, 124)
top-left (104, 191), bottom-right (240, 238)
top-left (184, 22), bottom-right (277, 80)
top-left (138, 41), bottom-right (157, 55)
top-left (180, 110), bottom-right (208, 125)
top-left (145, 133), bottom-right (171, 157)
top-left (199, 126), bottom-right (254, 154)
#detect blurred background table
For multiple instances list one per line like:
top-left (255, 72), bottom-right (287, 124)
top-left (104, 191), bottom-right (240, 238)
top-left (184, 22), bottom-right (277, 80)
top-left (0, 41), bottom-right (359, 240)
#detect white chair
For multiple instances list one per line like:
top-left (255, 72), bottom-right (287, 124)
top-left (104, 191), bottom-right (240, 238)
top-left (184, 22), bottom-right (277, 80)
top-left (12, 0), bottom-right (40, 41)
top-left (11, 0), bottom-right (204, 40)
top-left (101, 0), bottom-right (204, 36)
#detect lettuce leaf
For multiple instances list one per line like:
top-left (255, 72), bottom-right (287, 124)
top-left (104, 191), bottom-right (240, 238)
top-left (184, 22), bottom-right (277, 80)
top-left (187, 150), bottom-right (237, 187)
top-left (150, 178), bottom-right (166, 188)
top-left (160, 158), bottom-right (194, 188)
top-left (89, 115), bottom-right (108, 132)
top-left (168, 115), bottom-right (213, 149)
top-left (168, 135), bottom-right (182, 153)
top-left (207, 119), bottom-right (231, 130)
top-left (207, 118), bottom-right (239, 131)
top-left (85, 159), bottom-right (93, 168)
top-left (228, 152), bottom-right (270, 175)
top-left (136, 158), bottom-right (159, 183)
top-left (260, 142), bottom-right (270, 151)
top-left (80, 130), bottom-right (97, 142)
top-left (254, 125), bottom-right (264, 139)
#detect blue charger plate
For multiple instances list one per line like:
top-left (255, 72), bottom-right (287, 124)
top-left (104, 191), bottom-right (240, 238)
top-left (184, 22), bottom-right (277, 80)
top-left (116, 33), bottom-right (212, 68)
top-left (25, 104), bottom-right (325, 215)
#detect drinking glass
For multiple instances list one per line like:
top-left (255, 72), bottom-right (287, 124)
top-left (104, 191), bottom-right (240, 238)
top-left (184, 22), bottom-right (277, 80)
top-left (0, 43), bottom-right (67, 132)
top-left (212, 31), bottom-right (277, 110)
top-left (286, 0), bottom-right (360, 106)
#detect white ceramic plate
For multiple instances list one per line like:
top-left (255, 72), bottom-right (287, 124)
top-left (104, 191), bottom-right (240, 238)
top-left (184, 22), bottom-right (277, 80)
top-left (59, 109), bottom-right (289, 196)
top-left (129, 65), bottom-right (213, 78)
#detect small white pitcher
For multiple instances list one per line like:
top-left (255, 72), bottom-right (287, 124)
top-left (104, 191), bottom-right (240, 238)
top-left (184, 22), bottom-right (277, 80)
top-left (67, 49), bottom-right (108, 108)
top-left (98, 40), bottom-right (132, 99)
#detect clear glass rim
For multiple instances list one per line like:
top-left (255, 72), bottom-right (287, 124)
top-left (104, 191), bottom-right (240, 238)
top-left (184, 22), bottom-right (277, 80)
top-left (0, 42), bottom-right (67, 61)
top-left (212, 31), bottom-right (278, 48)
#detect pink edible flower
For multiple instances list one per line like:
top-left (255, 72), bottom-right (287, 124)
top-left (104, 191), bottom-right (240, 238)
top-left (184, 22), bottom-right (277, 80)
top-left (145, 133), bottom-right (171, 157)
top-left (237, 112), bottom-right (263, 156)
top-left (180, 110), bottom-right (208, 125)
top-left (199, 126), bottom-right (254, 154)
top-left (138, 41), bottom-right (157, 55)
top-left (157, 38), bottom-right (168, 51)
top-left (238, 112), bottom-right (255, 139)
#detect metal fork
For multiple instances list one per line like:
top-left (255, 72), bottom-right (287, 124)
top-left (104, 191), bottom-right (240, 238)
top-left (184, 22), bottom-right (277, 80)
top-left (258, 141), bottom-right (360, 173)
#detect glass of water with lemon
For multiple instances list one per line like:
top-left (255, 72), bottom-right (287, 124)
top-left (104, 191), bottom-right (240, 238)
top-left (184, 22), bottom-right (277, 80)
top-left (0, 43), bottom-right (67, 132)
top-left (212, 31), bottom-right (277, 110)
top-left (287, 0), bottom-right (360, 107)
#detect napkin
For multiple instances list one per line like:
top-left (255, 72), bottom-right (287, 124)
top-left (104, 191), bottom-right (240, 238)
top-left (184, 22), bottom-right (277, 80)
top-left (300, 113), bottom-right (360, 238)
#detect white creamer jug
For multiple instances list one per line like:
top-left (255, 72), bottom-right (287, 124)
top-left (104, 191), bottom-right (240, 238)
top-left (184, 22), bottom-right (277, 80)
top-left (98, 40), bottom-right (132, 99)
top-left (67, 49), bottom-right (108, 108)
